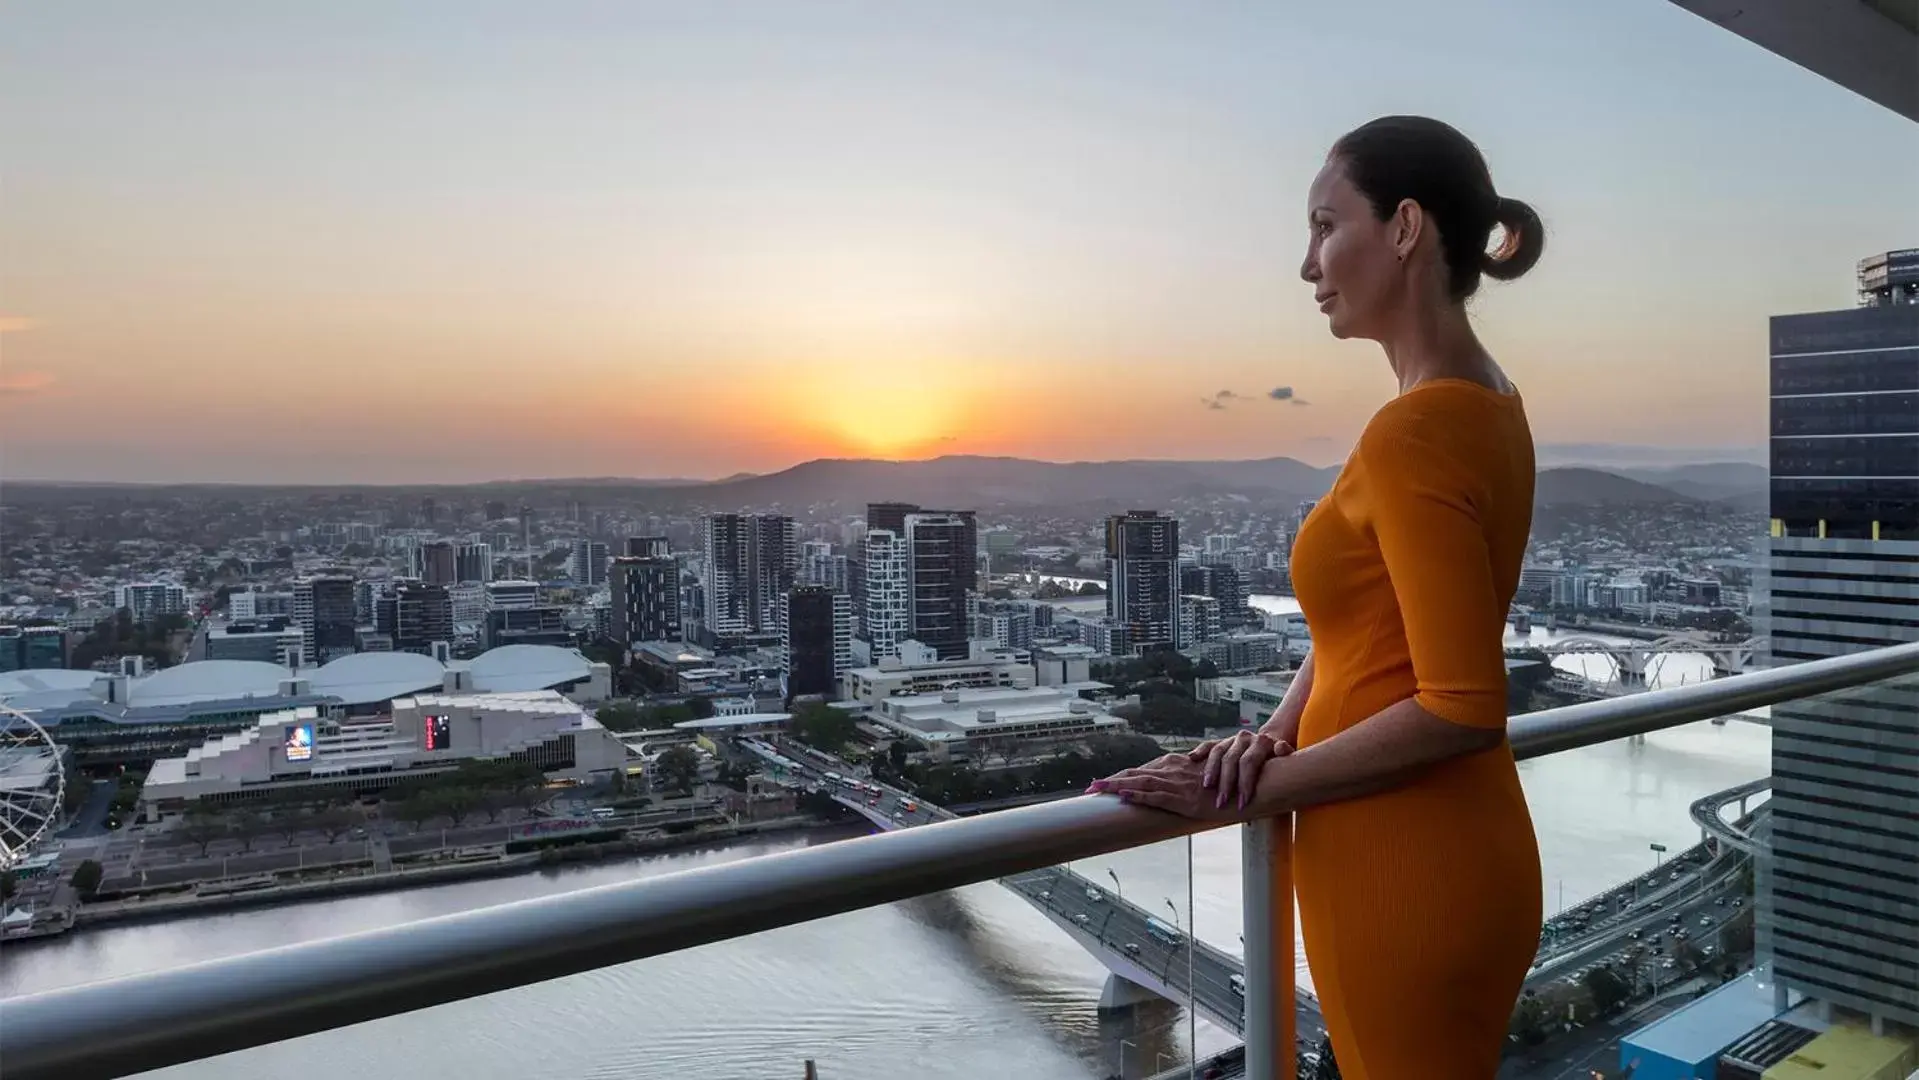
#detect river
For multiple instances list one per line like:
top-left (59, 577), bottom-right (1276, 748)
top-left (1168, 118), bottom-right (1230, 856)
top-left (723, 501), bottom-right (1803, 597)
top-left (1, 595), bottom-right (1768, 1080)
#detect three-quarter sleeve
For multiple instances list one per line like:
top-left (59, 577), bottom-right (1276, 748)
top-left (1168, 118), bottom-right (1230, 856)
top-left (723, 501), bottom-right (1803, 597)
top-left (1360, 411), bottom-right (1511, 729)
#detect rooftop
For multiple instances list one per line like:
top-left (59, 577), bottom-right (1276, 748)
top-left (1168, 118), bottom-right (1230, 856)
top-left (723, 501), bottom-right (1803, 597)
top-left (1622, 972), bottom-right (1780, 1065)
top-left (671, 713), bottom-right (793, 730)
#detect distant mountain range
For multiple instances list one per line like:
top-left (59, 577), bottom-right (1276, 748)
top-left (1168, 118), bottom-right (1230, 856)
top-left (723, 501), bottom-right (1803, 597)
top-left (623, 454), bottom-right (1767, 511)
top-left (4, 453), bottom-right (1772, 512)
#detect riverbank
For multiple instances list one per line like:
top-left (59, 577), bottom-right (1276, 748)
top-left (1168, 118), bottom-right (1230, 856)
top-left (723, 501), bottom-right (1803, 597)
top-left (7, 814), bottom-right (831, 944)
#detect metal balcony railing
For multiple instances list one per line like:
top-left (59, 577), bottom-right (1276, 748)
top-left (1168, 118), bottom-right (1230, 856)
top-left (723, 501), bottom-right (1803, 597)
top-left (8, 640), bottom-right (1919, 1080)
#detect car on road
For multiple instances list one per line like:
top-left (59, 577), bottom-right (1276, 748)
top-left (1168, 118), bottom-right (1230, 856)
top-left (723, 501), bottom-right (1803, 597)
top-left (1699, 915), bottom-right (1714, 928)
top-left (1123, 942), bottom-right (1141, 956)
top-left (1229, 973), bottom-right (1245, 996)
top-left (1075, 913), bottom-right (1090, 926)
top-left (1039, 890), bottom-right (1051, 902)
top-left (1085, 887), bottom-right (1103, 903)
top-left (1732, 898), bottom-right (1743, 908)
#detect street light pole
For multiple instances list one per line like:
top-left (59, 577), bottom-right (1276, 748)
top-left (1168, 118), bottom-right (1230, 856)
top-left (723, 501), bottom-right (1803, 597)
top-left (1119, 1038), bottom-right (1135, 1078)
top-left (1165, 898), bottom-right (1182, 934)
top-left (1109, 868), bottom-right (1123, 902)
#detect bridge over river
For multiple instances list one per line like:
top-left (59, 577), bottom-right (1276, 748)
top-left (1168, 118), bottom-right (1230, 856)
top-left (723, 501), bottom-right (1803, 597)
top-left (741, 737), bottom-right (1757, 1073)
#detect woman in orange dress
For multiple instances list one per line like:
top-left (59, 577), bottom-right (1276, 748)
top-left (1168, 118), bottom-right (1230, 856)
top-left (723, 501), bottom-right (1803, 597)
top-left (1090, 116), bottom-right (1546, 1077)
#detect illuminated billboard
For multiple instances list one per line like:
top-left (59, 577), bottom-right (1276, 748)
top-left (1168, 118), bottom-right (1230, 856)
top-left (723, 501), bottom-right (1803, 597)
top-left (284, 724), bottom-right (315, 763)
top-left (424, 714), bottom-right (451, 751)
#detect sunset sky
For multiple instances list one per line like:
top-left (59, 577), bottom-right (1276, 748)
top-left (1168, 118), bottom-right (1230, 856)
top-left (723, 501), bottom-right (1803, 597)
top-left (3, 1), bottom-right (1915, 484)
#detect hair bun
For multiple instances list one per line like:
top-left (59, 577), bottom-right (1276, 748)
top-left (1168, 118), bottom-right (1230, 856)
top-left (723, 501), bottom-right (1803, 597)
top-left (1482, 196), bottom-right (1545, 282)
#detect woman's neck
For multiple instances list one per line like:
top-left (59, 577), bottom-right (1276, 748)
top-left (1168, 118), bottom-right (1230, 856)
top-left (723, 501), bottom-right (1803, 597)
top-left (1380, 300), bottom-right (1498, 394)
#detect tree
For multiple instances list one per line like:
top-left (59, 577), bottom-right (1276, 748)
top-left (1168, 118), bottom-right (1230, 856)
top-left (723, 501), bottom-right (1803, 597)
top-left (789, 704), bottom-right (858, 754)
top-left (687, 696), bottom-right (716, 720)
top-left (276, 808), bottom-right (311, 848)
top-left (1508, 991), bottom-right (1551, 1048)
top-left (1582, 966), bottom-right (1631, 1014)
top-left (231, 809), bottom-right (268, 853)
top-left (181, 809), bottom-right (228, 856)
top-left (654, 746), bottom-right (701, 794)
top-left (397, 794), bottom-right (438, 833)
top-left (887, 741), bottom-right (910, 772)
top-left (69, 859), bottom-right (104, 898)
top-left (595, 701), bottom-right (644, 733)
top-left (313, 804), bottom-right (361, 843)
top-left (439, 787), bottom-right (476, 826)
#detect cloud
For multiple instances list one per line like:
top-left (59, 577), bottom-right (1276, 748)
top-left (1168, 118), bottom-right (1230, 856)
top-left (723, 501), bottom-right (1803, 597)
top-left (0, 370), bottom-right (56, 398)
top-left (0, 315), bottom-right (40, 334)
top-left (1268, 386), bottom-right (1309, 406)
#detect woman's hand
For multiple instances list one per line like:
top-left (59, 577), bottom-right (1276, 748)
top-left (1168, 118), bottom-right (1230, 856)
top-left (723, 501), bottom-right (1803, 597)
top-left (1189, 730), bottom-right (1293, 810)
top-left (1086, 753), bottom-right (1242, 823)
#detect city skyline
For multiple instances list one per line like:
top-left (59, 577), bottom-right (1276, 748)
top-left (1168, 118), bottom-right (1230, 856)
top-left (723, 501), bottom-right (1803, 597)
top-left (3, 1), bottom-right (1917, 485)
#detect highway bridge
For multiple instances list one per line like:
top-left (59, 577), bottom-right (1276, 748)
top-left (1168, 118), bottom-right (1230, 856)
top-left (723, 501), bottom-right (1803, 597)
top-left (743, 739), bottom-right (1762, 1073)
top-left (740, 738), bottom-right (1325, 1043)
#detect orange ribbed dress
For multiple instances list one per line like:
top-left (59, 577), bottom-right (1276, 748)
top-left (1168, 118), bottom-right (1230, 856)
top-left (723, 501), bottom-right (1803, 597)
top-left (1288, 380), bottom-right (1543, 1078)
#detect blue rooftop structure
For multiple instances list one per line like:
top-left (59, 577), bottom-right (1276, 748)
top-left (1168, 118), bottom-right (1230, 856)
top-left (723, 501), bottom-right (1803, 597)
top-left (1621, 972), bottom-right (1783, 1080)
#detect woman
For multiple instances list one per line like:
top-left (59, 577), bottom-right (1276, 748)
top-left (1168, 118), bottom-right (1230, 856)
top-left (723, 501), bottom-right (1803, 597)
top-left (1089, 116), bottom-right (1546, 1077)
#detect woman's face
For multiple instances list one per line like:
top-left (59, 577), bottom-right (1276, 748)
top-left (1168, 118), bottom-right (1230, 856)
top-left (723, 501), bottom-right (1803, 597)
top-left (1299, 158), bottom-right (1402, 341)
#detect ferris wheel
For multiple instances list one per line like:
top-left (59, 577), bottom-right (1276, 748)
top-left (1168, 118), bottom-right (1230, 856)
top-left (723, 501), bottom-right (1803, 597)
top-left (0, 704), bottom-right (64, 873)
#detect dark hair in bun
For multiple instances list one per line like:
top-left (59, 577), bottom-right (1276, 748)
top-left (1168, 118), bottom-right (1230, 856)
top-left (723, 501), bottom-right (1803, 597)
top-left (1331, 116), bottom-right (1545, 300)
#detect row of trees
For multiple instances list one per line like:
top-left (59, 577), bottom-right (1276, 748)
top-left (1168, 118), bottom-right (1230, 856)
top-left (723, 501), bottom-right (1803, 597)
top-left (174, 759), bottom-right (551, 855)
top-left (383, 759), bottom-right (549, 833)
top-left (70, 610), bottom-right (190, 672)
top-left (594, 697), bottom-right (716, 733)
top-left (873, 734), bottom-right (1162, 806)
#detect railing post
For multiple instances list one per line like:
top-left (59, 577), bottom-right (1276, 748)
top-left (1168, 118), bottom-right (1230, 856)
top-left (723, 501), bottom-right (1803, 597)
top-left (1242, 814), bottom-right (1296, 1080)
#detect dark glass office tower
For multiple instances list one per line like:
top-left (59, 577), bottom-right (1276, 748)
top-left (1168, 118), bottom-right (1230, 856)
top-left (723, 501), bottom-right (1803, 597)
top-left (1760, 248), bottom-right (1919, 1030)
top-left (781, 585), bottom-right (852, 699)
top-left (609, 556), bottom-right (681, 645)
top-left (1107, 510), bottom-right (1181, 653)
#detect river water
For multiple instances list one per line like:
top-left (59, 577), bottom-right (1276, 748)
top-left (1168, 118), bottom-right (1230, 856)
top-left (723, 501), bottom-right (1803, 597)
top-left (1, 596), bottom-right (1770, 1080)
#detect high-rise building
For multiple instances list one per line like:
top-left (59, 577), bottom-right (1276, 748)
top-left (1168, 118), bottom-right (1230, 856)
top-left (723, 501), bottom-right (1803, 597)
top-left (228, 588), bottom-right (294, 621)
top-left (392, 582), bottom-right (454, 655)
top-left (570, 539), bottom-right (609, 587)
top-left (420, 541), bottom-right (457, 586)
top-left (448, 582), bottom-right (488, 626)
top-left (1759, 248), bottom-right (1919, 1030)
top-left (905, 512), bottom-right (978, 660)
top-left (206, 618), bottom-right (306, 667)
top-left (972, 601), bottom-right (1035, 650)
top-left (609, 556), bottom-right (681, 645)
top-left (624, 536), bottom-right (670, 558)
top-left (701, 514), bottom-right (795, 638)
top-left (293, 574), bottom-right (358, 664)
top-left (456, 542), bottom-right (493, 584)
top-left (485, 605), bottom-right (570, 650)
top-left (866, 502), bottom-right (920, 535)
top-left (486, 580), bottom-right (541, 610)
top-left (781, 585), bottom-right (853, 699)
top-left (113, 582), bottom-right (188, 624)
top-left (19, 625), bottom-right (65, 670)
top-left (798, 540), bottom-right (850, 594)
top-left (1106, 511), bottom-right (1181, 653)
top-left (862, 529), bottom-right (911, 662)
top-left (1181, 564), bottom-right (1248, 627)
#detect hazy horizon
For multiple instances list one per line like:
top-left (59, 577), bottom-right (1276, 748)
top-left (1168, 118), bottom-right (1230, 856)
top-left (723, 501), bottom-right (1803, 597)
top-left (0, 441), bottom-right (1767, 489)
top-left (4, 1), bottom-right (1915, 484)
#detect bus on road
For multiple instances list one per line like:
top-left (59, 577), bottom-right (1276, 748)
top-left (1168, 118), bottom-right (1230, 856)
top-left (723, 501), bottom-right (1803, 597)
top-left (1145, 916), bottom-right (1183, 946)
